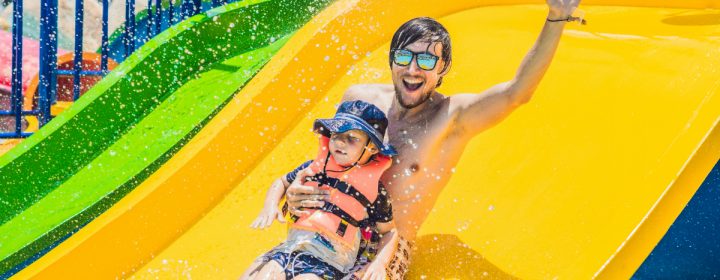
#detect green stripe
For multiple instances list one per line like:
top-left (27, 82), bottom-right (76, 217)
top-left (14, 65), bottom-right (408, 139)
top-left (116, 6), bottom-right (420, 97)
top-left (0, 38), bottom-right (286, 272)
top-left (0, 0), bottom-right (328, 223)
top-left (0, 0), bottom-right (331, 274)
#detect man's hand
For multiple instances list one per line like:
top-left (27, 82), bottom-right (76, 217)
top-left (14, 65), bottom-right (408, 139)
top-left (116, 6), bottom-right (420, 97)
top-left (546, 0), bottom-right (581, 19)
top-left (285, 167), bottom-right (329, 217)
top-left (361, 260), bottom-right (388, 280)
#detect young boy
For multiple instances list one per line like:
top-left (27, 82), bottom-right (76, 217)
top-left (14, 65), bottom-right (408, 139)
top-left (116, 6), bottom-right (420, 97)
top-left (245, 100), bottom-right (398, 280)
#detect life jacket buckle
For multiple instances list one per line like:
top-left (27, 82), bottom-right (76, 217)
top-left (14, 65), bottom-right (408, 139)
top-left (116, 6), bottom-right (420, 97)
top-left (336, 219), bottom-right (349, 237)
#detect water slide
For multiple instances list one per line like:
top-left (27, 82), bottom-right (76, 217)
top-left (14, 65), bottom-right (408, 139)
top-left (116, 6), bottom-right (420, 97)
top-left (4, 0), bottom-right (720, 278)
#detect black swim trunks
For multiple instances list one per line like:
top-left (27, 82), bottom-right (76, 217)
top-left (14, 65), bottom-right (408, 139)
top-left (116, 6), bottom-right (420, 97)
top-left (266, 250), bottom-right (343, 280)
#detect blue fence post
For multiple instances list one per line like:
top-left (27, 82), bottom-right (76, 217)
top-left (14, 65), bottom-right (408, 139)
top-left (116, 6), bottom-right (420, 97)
top-left (72, 0), bottom-right (84, 101)
top-left (11, 0), bottom-right (24, 136)
top-left (192, 0), bottom-right (201, 15)
top-left (124, 0), bottom-right (129, 54)
top-left (124, 0), bottom-right (136, 57)
top-left (49, 0), bottom-right (59, 107)
top-left (101, 0), bottom-right (109, 74)
top-left (168, 0), bottom-right (174, 25)
top-left (38, 0), bottom-right (59, 125)
top-left (180, 0), bottom-right (190, 20)
top-left (154, 0), bottom-right (162, 35)
top-left (147, 0), bottom-right (154, 40)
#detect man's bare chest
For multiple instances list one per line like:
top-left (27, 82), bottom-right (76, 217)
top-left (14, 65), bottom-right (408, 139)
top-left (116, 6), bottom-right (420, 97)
top-left (382, 120), bottom-right (456, 184)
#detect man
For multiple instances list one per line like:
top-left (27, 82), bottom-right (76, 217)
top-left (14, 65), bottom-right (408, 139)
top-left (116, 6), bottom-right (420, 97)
top-left (249, 0), bottom-right (582, 278)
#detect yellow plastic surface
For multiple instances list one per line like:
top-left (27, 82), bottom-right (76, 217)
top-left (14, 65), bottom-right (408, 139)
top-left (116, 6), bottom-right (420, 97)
top-left (49, 101), bottom-right (73, 116)
top-left (15, 0), bottom-right (720, 279)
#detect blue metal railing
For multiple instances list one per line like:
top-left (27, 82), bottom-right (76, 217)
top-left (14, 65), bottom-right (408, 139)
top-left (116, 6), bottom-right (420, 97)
top-left (101, 0), bottom-right (109, 73)
top-left (36, 0), bottom-right (59, 127)
top-left (3, 0), bottom-right (226, 139)
top-left (7, 0), bottom-right (25, 138)
top-left (71, 0), bottom-right (84, 101)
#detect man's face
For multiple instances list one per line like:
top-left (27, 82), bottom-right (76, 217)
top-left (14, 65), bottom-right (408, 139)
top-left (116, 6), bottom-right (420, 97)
top-left (391, 40), bottom-right (446, 109)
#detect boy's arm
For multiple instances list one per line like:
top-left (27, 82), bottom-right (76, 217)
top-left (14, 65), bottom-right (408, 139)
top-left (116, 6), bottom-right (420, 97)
top-left (374, 221), bottom-right (399, 265)
top-left (265, 177), bottom-right (291, 208)
top-left (250, 177), bottom-right (290, 229)
top-left (360, 221), bottom-right (398, 280)
top-left (369, 183), bottom-right (398, 266)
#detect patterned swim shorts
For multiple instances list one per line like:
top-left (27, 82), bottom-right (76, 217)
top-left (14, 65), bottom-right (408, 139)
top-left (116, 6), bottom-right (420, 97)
top-left (264, 250), bottom-right (343, 280)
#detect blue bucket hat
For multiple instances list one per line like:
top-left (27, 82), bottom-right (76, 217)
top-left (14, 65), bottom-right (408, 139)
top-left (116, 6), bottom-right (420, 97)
top-left (314, 100), bottom-right (397, 156)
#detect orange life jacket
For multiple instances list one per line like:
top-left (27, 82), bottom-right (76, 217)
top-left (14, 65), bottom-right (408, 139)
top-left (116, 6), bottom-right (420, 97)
top-left (290, 136), bottom-right (391, 249)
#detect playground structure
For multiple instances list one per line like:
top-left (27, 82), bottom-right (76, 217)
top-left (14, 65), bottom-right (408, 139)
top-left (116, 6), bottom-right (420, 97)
top-left (0, 0), bottom-right (221, 142)
top-left (0, 31), bottom-right (120, 139)
top-left (1, 0), bottom-right (719, 279)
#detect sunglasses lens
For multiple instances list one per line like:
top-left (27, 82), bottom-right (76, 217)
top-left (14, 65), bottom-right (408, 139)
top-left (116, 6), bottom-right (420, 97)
top-left (393, 50), bottom-right (412, 66)
top-left (417, 54), bottom-right (437, 70)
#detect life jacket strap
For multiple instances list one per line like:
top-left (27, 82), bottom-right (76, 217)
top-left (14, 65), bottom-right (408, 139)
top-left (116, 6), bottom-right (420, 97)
top-left (285, 200), bottom-right (366, 237)
top-left (282, 202), bottom-right (299, 222)
top-left (314, 174), bottom-right (373, 208)
top-left (321, 202), bottom-right (362, 228)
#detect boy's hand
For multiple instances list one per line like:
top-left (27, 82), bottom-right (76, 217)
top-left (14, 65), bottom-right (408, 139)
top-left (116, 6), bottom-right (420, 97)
top-left (250, 205), bottom-right (286, 229)
top-left (361, 261), bottom-right (388, 280)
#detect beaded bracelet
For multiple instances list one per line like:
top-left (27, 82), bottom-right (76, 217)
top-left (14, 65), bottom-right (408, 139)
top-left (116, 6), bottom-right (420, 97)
top-left (547, 16), bottom-right (587, 25)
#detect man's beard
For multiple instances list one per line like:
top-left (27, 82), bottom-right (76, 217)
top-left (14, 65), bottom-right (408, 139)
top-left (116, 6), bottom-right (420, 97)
top-left (394, 84), bottom-right (433, 109)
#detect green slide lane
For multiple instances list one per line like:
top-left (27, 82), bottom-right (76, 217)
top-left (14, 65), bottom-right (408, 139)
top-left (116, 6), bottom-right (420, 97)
top-left (0, 0), bottom-right (330, 274)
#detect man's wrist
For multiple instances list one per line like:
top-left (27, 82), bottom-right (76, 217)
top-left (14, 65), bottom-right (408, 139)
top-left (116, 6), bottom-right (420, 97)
top-left (370, 258), bottom-right (390, 269)
top-left (547, 15), bottom-right (586, 25)
top-left (547, 9), bottom-right (568, 20)
top-left (547, 13), bottom-right (571, 23)
top-left (546, 17), bottom-right (570, 23)
top-left (547, 9), bottom-right (586, 25)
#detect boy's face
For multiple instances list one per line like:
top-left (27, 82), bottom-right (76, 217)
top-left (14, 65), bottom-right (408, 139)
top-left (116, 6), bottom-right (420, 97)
top-left (329, 130), bottom-right (377, 166)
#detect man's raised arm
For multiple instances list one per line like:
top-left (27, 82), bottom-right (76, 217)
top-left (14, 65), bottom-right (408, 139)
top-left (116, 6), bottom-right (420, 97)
top-left (453, 0), bottom-right (581, 134)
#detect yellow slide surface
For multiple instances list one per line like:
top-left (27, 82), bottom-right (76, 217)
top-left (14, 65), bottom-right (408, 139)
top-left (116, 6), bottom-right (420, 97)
top-left (15, 0), bottom-right (720, 279)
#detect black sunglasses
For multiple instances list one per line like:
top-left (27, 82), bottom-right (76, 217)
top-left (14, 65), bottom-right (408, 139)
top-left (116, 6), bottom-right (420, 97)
top-left (391, 49), bottom-right (439, 71)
